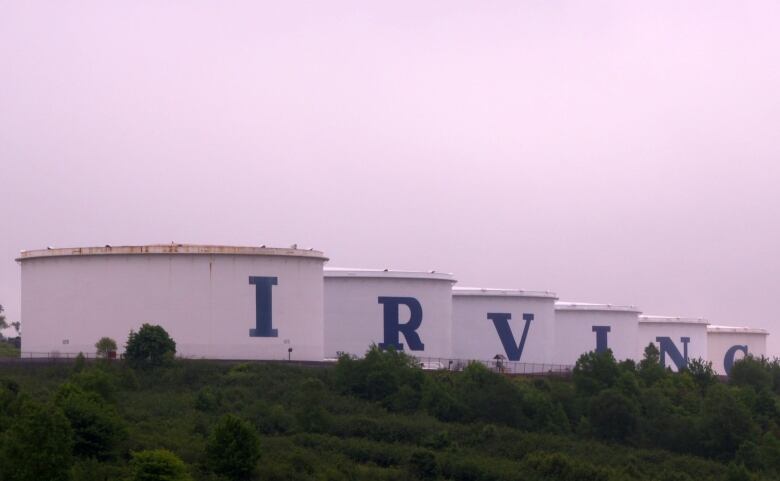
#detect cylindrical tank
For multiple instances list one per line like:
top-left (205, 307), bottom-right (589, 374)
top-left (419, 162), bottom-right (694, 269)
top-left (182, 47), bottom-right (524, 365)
top-left (17, 244), bottom-right (327, 361)
top-left (324, 268), bottom-right (456, 359)
top-left (707, 325), bottom-right (768, 375)
top-left (637, 316), bottom-right (709, 371)
top-left (452, 287), bottom-right (557, 366)
top-left (554, 302), bottom-right (641, 365)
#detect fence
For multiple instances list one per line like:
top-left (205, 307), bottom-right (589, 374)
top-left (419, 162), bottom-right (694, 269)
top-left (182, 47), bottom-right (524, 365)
top-left (1, 351), bottom-right (574, 377)
top-left (412, 356), bottom-right (573, 376)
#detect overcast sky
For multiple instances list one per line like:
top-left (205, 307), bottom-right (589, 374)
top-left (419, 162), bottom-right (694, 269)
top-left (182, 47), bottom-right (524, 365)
top-left (2, 1), bottom-right (779, 353)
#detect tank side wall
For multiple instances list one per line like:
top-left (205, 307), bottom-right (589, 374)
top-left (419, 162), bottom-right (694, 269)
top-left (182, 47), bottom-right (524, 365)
top-left (20, 255), bottom-right (324, 361)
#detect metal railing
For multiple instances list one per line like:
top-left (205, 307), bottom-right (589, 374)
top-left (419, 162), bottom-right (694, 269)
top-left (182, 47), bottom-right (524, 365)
top-left (1, 351), bottom-right (574, 377)
top-left (412, 356), bottom-right (573, 376)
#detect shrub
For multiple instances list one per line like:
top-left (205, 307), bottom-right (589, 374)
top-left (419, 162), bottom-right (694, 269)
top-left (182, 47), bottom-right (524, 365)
top-left (0, 401), bottom-right (74, 481)
top-left (130, 449), bottom-right (192, 481)
top-left (125, 324), bottom-right (177, 369)
top-left (205, 414), bottom-right (261, 480)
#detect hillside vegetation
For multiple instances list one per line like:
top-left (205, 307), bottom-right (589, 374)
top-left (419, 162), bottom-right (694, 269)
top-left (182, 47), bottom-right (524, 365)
top-left (1, 342), bottom-right (780, 481)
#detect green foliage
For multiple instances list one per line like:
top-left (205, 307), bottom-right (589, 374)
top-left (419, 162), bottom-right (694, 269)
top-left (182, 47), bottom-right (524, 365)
top-left (701, 384), bottom-right (759, 459)
top-left (573, 350), bottom-right (620, 395)
top-left (730, 356), bottom-right (773, 392)
top-left (55, 383), bottom-right (126, 460)
top-left (685, 358), bottom-right (717, 392)
top-left (0, 304), bottom-right (7, 331)
top-left (639, 343), bottom-right (666, 387)
top-left (125, 324), bottom-right (177, 369)
top-left (3, 350), bottom-right (780, 481)
top-left (205, 414), bottom-right (260, 480)
top-left (95, 336), bottom-right (118, 358)
top-left (588, 388), bottom-right (639, 442)
top-left (130, 449), bottom-right (192, 481)
top-left (408, 449), bottom-right (438, 479)
top-left (0, 401), bottom-right (73, 481)
top-left (334, 345), bottom-right (424, 411)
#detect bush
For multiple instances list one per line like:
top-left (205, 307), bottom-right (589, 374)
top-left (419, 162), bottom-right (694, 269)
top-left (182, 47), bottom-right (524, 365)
top-left (125, 324), bottom-right (177, 369)
top-left (205, 414), bottom-right (261, 480)
top-left (130, 449), bottom-right (192, 481)
top-left (0, 401), bottom-right (74, 481)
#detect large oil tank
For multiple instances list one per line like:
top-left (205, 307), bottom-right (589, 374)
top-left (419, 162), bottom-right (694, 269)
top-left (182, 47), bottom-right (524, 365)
top-left (324, 268), bottom-right (456, 360)
top-left (452, 287), bottom-right (557, 367)
top-left (17, 244), bottom-right (327, 361)
top-left (637, 315), bottom-right (709, 371)
top-left (707, 325), bottom-right (768, 375)
top-left (554, 302), bottom-right (641, 365)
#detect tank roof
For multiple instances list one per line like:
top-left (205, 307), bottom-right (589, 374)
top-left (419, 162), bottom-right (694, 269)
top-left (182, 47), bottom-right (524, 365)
top-left (708, 325), bottom-right (769, 335)
top-left (639, 315), bottom-right (709, 325)
top-left (453, 287), bottom-right (557, 299)
top-left (16, 244), bottom-right (328, 261)
top-left (555, 302), bottom-right (641, 313)
top-left (324, 267), bottom-right (455, 282)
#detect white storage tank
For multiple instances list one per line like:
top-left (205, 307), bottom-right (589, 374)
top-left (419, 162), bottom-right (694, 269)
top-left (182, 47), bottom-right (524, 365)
top-left (324, 268), bottom-right (456, 359)
top-left (452, 287), bottom-right (557, 366)
top-left (707, 325), bottom-right (768, 375)
top-left (17, 244), bottom-right (327, 361)
top-left (554, 302), bottom-right (641, 365)
top-left (637, 316), bottom-right (709, 371)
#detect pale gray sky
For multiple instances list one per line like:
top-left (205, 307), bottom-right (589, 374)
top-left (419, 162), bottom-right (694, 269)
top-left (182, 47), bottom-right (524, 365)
top-left (2, 1), bottom-right (779, 352)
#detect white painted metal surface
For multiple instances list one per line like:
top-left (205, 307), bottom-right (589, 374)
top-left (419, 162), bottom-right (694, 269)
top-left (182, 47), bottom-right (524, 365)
top-left (18, 244), bottom-right (327, 361)
top-left (452, 287), bottom-right (557, 365)
top-left (324, 268), bottom-right (456, 359)
top-left (637, 315), bottom-right (709, 371)
top-left (707, 325), bottom-right (768, 375)
top-left (554, 302), bottom-right (641, 364)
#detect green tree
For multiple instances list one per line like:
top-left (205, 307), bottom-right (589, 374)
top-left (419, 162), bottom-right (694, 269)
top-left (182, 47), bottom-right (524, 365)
top-left (685, 358), bottom-right (717, 392)
top-left (572, 350), bottom-right (620, 396)
top-left (701, 384), bottom-right (758, 459)
top-left (0, 304), bottom-right (7, 331)
top-left (589, 388), bottom-right (639, 442)
top-left (55, 383), bottom-right (126, 460)
top-left (206, 414), bottom-right (260, 480)
top-left (130, 449), bottom-right (192, 481)
top-left (0, 401), bottom-right (73, 481)
top-left (730, 355), bottom-right (773, 392)
top-left (638, 343), bottom-right (666, 386)
top-left (95, 337), bottom-right (118, 358)
top-left (125, 324), bottom-right (176, 369)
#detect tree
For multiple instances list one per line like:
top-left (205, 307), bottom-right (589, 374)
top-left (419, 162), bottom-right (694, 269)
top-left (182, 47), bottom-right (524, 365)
top-left (572, 350), bottom-right (620, 396)
top-left (588, 388), bottom-right (639, 442)
top-left (638, 343), bottom-right (666, 387)
top-left (0, 401), bottom-right (74, 481)
top-left (95, 337), bottom-right (118, 358)
top-left (130, 449), bottom-right (192, 481)
top-left (206, 414), bottom-right (261, 480)
top-left (730, 355), bottom-right (773, 392)
top-left (54, 383), bottom-right (126, 460)
top-left (0, 304), bottom-right (7, 331)
top-left (125, 324), bottom-right (176, 368)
